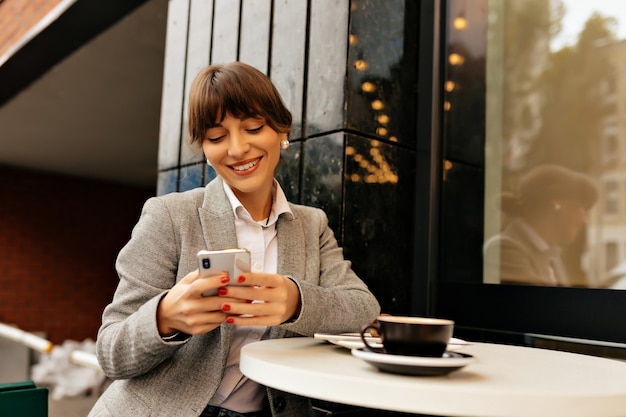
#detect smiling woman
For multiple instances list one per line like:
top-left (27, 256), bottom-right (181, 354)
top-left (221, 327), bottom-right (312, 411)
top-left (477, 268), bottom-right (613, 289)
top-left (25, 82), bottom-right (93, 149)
top-left (87, 61), bottom-right (380, 417)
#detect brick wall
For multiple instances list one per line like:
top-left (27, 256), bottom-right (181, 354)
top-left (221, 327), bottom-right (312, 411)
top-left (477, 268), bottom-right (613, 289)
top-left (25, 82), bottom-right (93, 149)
top-left (0, 166), bottom-right (154, 344)
top-left (0, 0), bottom-right (63, 59)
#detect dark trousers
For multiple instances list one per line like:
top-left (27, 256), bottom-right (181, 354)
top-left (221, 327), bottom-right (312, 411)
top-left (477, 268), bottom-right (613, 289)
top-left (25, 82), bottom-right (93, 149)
top-left (200, 404), bottom-right (272, 417)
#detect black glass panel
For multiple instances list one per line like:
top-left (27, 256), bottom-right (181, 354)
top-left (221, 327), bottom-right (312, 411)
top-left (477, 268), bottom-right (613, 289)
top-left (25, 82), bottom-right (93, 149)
top-left (276, 141), bottom-right (302, 204)
top-left (442, 0), bottom-right (486, 165)
top-left (343, 134), bottom-right (416, 314)
top-left (301, 133), bottom-right (344, 237)
top-left (439, 161), bottom-right (484, 283)
top-left (347, 0), bottom-right (418, 148)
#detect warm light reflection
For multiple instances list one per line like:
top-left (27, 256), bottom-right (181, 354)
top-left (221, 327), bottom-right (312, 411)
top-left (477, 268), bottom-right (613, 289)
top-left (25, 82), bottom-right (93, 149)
top-left (444, 101), bottom-right (451, 111)
top-left (371, 100), bottom-right (384, 110)
top-left (376, 127), bottom-right (388, 136)
top-left (453, 16), bottom-right (467, 30)
top-left (349, 33), bottom-right (358, 45)
top-left (448, 53), bottom-right (465, 65)
top-left (445, 80), bottom-right (456, 92)
top-left (443, 159), bottom-right (453, 180)
top-left (354, 59), bottom-right (368, 71)
top-left (389, 136), bottom-right (398, 142)
top-left (361, 81), bottom-right (376, 93)
top-left (377, 114), bottom-right (390, 124)
top-left (346, 140), bottom-right (398, 184)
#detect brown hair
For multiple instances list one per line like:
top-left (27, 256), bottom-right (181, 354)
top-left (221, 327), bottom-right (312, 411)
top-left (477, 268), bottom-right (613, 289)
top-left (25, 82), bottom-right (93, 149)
top-left (499, 164), bottom-right (598, 216)
top-left (188, 62), bottom-right (292, 145)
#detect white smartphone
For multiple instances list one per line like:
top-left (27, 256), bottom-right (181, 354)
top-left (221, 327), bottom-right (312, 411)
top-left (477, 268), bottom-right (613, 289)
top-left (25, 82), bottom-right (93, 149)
top-left (197, 249), bottom-right (251, 296)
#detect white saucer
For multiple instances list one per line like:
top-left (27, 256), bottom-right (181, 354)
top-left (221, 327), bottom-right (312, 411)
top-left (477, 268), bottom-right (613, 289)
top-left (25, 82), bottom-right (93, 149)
top-left (314, 332), bottom-right (382, 349)
top-left (314, 332), bottom-right (469, 351)
top-left (351, 348), bottom-right (474, 376)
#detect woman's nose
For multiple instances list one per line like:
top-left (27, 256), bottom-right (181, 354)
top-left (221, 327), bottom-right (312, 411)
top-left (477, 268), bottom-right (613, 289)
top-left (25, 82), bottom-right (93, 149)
top-left (228, 132), bottom-right (250, 158)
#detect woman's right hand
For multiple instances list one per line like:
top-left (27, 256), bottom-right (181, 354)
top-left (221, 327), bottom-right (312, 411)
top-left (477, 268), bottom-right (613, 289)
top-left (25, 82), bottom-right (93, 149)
top-left (156, 269), bottom-right (235, 336)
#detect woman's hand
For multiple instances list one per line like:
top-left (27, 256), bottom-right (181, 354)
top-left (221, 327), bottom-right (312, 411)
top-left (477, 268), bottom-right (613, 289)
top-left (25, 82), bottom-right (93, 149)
top-left (156, 269), bottom-right (241, 336)
top-left (217, 273), bottom-right (301, 326)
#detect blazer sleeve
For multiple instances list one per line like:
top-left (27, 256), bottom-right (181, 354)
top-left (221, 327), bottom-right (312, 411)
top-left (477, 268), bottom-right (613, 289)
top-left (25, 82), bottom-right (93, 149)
top-left (281, 208), bottom-right (381, 336)
top-left (96, 196), bottom-right (186, 379)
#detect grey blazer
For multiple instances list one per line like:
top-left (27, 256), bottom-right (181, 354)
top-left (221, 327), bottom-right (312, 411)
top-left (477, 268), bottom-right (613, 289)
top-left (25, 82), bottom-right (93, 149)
top-left (89, 177), bottom-right (380, 417)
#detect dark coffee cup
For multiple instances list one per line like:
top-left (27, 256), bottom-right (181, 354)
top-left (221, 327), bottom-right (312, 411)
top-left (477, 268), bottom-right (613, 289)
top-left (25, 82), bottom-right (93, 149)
top-left (360, 315), bottom-right (454, 357)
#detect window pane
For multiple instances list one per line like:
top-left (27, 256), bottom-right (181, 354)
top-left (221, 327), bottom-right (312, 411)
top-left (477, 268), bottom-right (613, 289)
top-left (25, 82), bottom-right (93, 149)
top-left (446, 0), bottom-right (626, 289)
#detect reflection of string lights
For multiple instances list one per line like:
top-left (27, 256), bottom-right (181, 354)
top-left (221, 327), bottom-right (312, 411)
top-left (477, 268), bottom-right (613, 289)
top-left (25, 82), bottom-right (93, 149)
top-left (346, 142), bottom-right (399, 184)
top-left (371, 100), bottom-right (384, 110)
top-left (361, 81), bottom-right (376, 93)
top-left (376, 127), bottom-right (388, 136)
top-left (444, 101), bottom-right (451, 111)
top-left (354, 59), bottom-right (368, 71)
top-left (445, 80), bottom-right (456, 92)
top-left (443, 159), bottom-right (453, 180)
top-left (453, 15), bottom-right (467, 30)
top-left (448, 53), bottom-right (465, 65)
top-left (377, 114), bottom-right (390, 124)
top-left (350, 33), bottom-right (358, 45)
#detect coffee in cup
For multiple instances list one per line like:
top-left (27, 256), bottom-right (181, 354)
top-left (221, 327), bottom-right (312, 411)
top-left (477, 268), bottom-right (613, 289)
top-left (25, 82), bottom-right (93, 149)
top-left (360, 315), bottom-right (454, 357)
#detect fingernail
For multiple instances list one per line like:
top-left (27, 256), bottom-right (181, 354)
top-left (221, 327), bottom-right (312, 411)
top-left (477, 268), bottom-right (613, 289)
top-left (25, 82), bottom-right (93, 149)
top-left (226, 317), bottom-right (235, 324)
top-left (237, 275), bottom-right (246, 283)
top-left (221, 304), bottom-right (231, 312)
top-left (217, 288), bottom-right (228, 296)
top-left (220, 276), bottom-right (230, 284)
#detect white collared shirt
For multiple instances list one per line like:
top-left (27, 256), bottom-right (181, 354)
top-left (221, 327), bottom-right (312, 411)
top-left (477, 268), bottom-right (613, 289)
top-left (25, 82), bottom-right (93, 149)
top-left (209, 179), bottom-right (292, 413)
top-left (514, 219), bottom-right (563, 285)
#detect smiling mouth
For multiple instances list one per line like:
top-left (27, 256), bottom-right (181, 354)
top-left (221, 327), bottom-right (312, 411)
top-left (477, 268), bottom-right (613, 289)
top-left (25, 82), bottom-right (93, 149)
top-left (230, 157), bottom-right (261, 172)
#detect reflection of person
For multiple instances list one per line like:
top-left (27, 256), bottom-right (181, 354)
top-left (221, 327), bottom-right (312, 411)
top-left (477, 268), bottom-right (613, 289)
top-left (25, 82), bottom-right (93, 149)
top-left (89, 62), bottom-right (380, 417)
top-left (483, 164), bottom-right (598, 286)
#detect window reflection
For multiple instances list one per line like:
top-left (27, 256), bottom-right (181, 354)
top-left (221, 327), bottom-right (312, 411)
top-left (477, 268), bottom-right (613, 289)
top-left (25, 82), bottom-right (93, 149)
top-left (446, 0), bottom-right (626, 289)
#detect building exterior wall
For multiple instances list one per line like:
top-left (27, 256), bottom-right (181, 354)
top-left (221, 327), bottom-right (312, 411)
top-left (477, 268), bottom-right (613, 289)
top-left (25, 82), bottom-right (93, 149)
top-left (0, 166), bottom-right (153, 343)
top-left (157, 0), bottom-right (419, 314)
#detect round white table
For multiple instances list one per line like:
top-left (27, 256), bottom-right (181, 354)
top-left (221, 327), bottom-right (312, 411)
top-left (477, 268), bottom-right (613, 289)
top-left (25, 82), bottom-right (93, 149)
top-left (240, 337), bottom-right (626, 417)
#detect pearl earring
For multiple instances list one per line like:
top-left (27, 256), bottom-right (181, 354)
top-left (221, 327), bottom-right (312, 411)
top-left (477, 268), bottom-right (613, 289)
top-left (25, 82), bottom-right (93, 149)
top-left (206, 158), bottom-right (212, 166)
top-left (280, 139), bottom-right (290, 150)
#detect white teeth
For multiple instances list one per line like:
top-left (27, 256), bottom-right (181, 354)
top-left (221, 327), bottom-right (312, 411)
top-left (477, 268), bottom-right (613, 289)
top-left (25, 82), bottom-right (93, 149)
top-left (232, 159), bottom-right (258, 171)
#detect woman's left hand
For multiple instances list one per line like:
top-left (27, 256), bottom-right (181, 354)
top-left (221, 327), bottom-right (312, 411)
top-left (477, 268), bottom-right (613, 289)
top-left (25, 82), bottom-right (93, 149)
top-left (218, 273), bottom-right (301, 326)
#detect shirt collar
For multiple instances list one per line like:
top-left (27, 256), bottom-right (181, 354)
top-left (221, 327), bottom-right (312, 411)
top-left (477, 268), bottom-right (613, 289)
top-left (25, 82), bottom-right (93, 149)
top-left (222, 179), bottom-right (293, 226)
top-left (514, 218), bottom-right (561, 258)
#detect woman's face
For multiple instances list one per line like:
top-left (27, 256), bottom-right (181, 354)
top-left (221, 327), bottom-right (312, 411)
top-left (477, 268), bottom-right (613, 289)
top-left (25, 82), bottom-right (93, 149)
top-left (202, 113), bottom-right (285, 201)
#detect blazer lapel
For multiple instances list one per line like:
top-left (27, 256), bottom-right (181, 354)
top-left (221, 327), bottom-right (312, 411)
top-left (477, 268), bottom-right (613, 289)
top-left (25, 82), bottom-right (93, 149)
top-left (276, 208), bottom-right (306, 281)
top-left (198, 178), bottom-right (239, 250)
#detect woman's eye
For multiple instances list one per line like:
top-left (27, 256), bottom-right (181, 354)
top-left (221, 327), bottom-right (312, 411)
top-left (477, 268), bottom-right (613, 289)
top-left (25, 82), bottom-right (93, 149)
top-left (247, 125), bottom-right (264, 133)
top-left (205, 134), bottom-right (224, 143)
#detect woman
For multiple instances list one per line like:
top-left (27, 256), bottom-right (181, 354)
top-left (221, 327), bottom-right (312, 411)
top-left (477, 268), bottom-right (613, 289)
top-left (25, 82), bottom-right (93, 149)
top-left (483, 164), bottom-right (598, 287)
top-left (89, 62), bottom-right (380, 417)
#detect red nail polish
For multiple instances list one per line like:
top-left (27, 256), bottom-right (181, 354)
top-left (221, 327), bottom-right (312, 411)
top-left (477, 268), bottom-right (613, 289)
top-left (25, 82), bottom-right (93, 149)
top-left (237, 275), bottom-right (246, 283)
top-left (222, 304), bottom-right (231, 312)
top-left (226, 317), bottom-right (235, 324)
top-left (220, 276), bottom-right (230, 284)
top-left (217, 288), bottom-right (228, 296)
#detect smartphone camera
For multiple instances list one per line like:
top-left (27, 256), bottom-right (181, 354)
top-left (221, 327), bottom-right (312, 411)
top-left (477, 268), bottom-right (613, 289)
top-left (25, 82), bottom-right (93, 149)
top-left (202, 258), bottom-right (211, 269)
